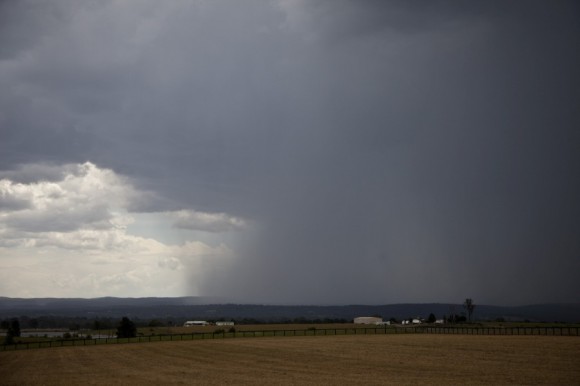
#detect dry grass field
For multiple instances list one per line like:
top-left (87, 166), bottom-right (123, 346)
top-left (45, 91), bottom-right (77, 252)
top-left (1, 334), bottom-right (579, 385)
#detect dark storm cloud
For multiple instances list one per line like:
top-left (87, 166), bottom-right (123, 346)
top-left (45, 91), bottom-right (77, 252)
top-left (1, 0), bottom-right (579, 304)
top-left (0, 0), bottom-right (62, 59)
top-left (197, 0), bottom-right (580, 305)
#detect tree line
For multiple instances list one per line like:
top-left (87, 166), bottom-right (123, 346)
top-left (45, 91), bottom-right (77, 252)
top-left (2, 299), bottom-right (477, 343)
top-left (2, 316), bottom-right (138, 344)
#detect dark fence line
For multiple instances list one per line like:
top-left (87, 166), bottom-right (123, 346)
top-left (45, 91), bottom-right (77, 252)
top-left (1, 326), bottom-right (578, 352)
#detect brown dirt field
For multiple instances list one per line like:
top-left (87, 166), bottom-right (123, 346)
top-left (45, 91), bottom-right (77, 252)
top-left (1, 334), bottom-right (579, 385)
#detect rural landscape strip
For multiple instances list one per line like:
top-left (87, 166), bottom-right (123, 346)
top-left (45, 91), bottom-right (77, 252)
top-left (2, 325), bottom-right (579, 352)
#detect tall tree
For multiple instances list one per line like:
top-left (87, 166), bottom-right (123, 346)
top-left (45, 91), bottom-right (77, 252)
top-left (116, 317), bottom-right (137, 338)
top-left (464, 298), bottom-right (475, 322)
top-left (9, 319), bottom-right (21, 337)
top-left (3, 319), bottom-right (21, 345)
top-left (427, 313), bottom-right (436, 323)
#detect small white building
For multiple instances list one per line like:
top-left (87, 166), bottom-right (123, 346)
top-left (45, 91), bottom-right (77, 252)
top-left (412, 319), bottom-right (422, 324)
top-left (354, 316), bottom-right (383, 325)
top-left (215, 321), bottom-right (234, 326)
top-left (183, 321), bottom-right (208, 327)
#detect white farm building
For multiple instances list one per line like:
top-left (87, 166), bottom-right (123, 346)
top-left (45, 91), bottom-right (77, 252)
top-left (183, 321), bottom-right (209, 326)
top-left (354, 316), bottom-right (383, 325)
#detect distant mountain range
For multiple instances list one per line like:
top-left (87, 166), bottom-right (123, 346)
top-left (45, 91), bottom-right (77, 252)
top-left (1, 297), bottom-right (579, 323)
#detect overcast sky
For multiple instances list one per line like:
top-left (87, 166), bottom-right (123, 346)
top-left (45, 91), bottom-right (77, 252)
top-left (1, 0), bottom-right (579, 305)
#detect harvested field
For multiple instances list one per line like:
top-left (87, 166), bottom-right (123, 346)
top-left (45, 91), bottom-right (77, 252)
top-left (1, 334), bottom-right (578, 385)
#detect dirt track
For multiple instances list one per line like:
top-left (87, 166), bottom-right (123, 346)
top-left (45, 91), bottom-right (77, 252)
top-left (1, 334), bottom-right (579, 385)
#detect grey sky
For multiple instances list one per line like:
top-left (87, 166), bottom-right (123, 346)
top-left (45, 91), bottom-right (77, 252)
top-left (0, 0), bottom-right (579, 305)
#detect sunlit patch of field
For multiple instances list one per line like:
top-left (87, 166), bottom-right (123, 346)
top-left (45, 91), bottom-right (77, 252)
top-left (1, 334), bottom-right (578, 385)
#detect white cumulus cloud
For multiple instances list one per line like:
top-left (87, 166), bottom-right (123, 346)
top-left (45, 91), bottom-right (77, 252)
top-left (172, 210), bottom-right (246, 233)
top-left (0, 162), bottom-right (134, 233)
top-left (0, 162), bottom-right (241, 298)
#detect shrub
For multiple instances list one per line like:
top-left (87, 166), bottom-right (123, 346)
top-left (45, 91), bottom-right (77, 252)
top-left (148, 319), bottom-right (165, 327)
top-left (3, 334), bottom-right (14, 345)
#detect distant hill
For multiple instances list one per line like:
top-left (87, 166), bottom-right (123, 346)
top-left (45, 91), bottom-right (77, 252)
top-left (0, 297), bottom-right (579, 323)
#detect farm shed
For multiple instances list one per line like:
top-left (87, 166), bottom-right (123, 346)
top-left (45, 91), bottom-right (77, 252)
top-left (354, 316), bottom-right (383, 325)
top-left (216, 321), bottom-right (234, 326)
top-left (183, 321), bottom-right (208, 327)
